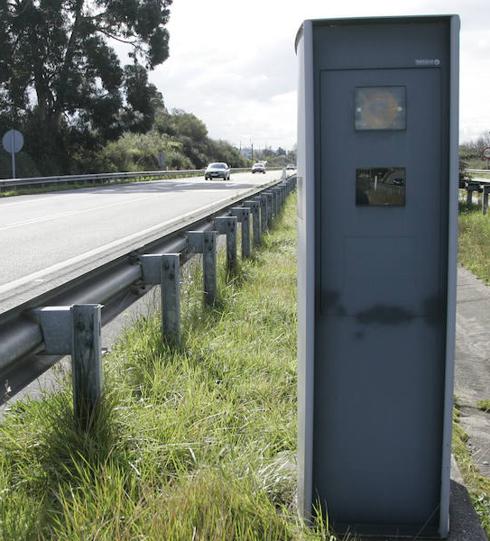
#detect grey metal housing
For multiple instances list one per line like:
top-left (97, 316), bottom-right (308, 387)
top-left (296, 16), bottom-right (459, 538)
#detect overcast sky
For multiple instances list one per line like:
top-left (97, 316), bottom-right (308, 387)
top-left (146, 0), bottom-right (489, 150)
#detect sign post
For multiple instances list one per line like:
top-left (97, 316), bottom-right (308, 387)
top-left (2, 129), bottom-right (24, 179)
top-left (157, 151), bottom-right (165, 169)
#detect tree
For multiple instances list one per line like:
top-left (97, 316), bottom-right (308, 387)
top-left (0, 0), bottom-right (172, 173)
top-left (161, 110), bottom-right (209, 168)
top-left (207, 139), bottom-right (247, 168)
top-left (121, 64), bottom-right (165, 134)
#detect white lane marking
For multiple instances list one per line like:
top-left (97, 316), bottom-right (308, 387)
top-left (0, 194), bottom-right (158, 232)
top-left (0, 187), bottom-right (259, 296)
top-left (0, 175), bottom-right (272, 230)
top-left (0, 195), bottom-right (64, 208)
top-left (0, 178), bottom-right (200, 210)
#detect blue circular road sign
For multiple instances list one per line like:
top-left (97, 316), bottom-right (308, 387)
top-left (2, 129), bottom-right (24, 153)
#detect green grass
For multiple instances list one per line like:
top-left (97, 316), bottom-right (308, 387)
top-left (458, 202), bottom-right (490, 283)
top-left (477, 400), bottom-right (490, 413)
top-left (0, 194), bottom-right (337, 540)
top-left (453, 402), bottom-right (490, 536)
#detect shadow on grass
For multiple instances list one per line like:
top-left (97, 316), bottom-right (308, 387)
top-left (0, 387), bottom-right (130, 537)
top-left (38, 391), bottom-right (126, 485)
top-left (459, 201), bottom-right (481, 214)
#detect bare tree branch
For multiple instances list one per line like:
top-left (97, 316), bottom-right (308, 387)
top-left (95, 27), bottom-right (139, 46)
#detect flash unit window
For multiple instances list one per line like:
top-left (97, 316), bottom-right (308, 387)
top-left (355, 87), bottom-right (406, 130)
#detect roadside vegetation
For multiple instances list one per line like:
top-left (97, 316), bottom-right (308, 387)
top-left (0, 195), bottom-right (333, 540)
top-left (458, 201), bottom-right (490, 283)
top-left (453, 401), bottom-right (490, 536)
top-left (477, 400), bottom-right (490, 413)
top-left (460, 133), bottom-right (490, 171)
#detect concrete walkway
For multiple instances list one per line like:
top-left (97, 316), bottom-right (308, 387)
top-left (455, 266), bottom-right (490, 478)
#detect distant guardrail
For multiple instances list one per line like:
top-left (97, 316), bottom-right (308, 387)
top-left (0, 174), bottom-right (296, 428)
top-left (0, 167), bottom-right (283, 191)
top-left (463, 175), bottom-right (490, 215)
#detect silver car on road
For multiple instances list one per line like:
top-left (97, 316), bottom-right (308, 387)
top-left (205, 162), bottom-right (230, 180)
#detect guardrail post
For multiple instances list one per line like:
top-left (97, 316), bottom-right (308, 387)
top-left (243, 200), bottom-right (261, 246)
top-left (280, 185), bottom-right (285, 206)
top-left (140, 253), bottom-right (182, 345)
top-left (231, 207), bottom-right (251, 258)
top-left (268, 191), bottom-right (276, 218)
top-left (272, 187), bottom-right (281, 214)
top-left (34, 304), bottom-right (103, 428)
top-left (263, 192), bottom-right (274, 226)
top-left (262, 193), bottom-right (270, 228)
top-left (161, 254), bottom-right (181, 345)
top-left (466, 186), bottom-right (474, 206)
top-left (483, 186), bottom-right (490, 215)
top-left (203, 231), bottom-right (217, 305)
top-left (187, 231), bottom-right (217, 305)
top-left (71, 304), bottom-right (103, 429)
top-left (214, 216), bottom-right (237, 273)
top-left (258, 195), bottom-right (268, 233)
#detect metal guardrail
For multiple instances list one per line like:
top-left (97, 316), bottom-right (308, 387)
top-left (0, 167), bottom-right (282, 190)
top-left (0, 175), bottom-right (297, 420)
top-left (467, 169), bottom-right (490, 174)
top-left (464, 181), bottom-right (490, 215)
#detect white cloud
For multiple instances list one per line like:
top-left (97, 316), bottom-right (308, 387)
top-left (146, 0), bottom-right (490, 148)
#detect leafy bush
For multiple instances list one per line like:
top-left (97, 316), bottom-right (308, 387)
top-left (0, 150), bottom-right (41, 179)
top-left (96, 131), bottom-right (194, 172)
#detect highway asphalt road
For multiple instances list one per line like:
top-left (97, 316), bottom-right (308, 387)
top-left (0, 171), bottom-right (279, 314)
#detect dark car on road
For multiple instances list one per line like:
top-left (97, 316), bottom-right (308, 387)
top-left (205, 162), bottom-right (230, 180)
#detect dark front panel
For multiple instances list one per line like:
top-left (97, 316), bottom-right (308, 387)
top-left (313, 67), bottom-right (447, 533)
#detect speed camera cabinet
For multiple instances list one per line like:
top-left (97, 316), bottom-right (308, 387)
top-left (296, 16), bottom-right (459, 538)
